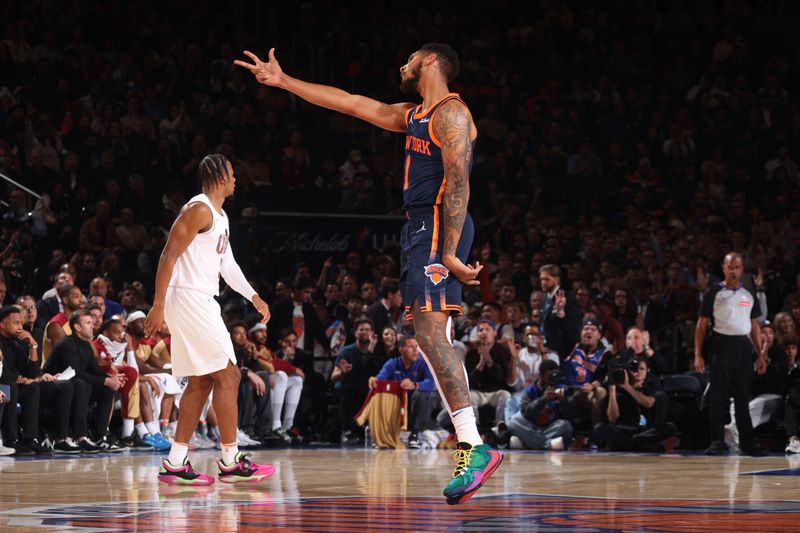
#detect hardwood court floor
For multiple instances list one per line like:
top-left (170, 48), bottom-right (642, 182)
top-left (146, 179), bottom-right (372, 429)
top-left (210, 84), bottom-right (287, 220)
top-left (2, 448), bottom-right (800, 532)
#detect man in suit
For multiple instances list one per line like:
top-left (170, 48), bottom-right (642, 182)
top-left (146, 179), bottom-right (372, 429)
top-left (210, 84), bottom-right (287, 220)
top-left (538, 264), bottom-right (582, 359)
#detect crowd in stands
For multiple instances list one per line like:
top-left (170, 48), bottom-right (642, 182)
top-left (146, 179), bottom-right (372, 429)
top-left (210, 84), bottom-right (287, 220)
top-left (2, 1), bottom-right (800, 456)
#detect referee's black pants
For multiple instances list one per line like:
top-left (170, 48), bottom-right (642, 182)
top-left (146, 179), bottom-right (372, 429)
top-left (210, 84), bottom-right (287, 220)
top-left (709, 334), bottom-right (755, 448)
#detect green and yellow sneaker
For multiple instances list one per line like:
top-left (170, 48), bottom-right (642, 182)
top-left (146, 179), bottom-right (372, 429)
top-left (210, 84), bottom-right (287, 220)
top-left (442, 442), bottom-right (503, 505)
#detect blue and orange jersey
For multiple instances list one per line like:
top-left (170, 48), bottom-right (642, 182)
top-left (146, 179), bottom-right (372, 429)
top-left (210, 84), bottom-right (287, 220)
top-left (402, 93), bottom-right (474, 211)
top-left (564, 344), bottom-right (609, 386)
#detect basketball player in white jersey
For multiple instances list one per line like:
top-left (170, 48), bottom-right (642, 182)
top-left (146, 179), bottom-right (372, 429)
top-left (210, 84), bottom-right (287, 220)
top-left (144, 154), bottom-right (274, 485)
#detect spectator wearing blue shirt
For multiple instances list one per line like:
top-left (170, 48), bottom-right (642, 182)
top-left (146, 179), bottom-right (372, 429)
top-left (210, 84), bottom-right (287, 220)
top-left (507, 359), bottom-right (573, 450)
top-left (89, 277), bottom-right (124, 320)
top-left (370, 337), bottom-right (434, 449)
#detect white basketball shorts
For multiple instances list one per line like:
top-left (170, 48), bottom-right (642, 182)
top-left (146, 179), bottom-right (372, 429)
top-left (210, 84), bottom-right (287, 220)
top-left (163, 286), bottom-right (237, 377)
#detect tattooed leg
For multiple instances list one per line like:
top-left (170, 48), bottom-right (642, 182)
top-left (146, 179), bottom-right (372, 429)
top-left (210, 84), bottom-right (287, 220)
top-left (412, 299), bottom-right (471, 413)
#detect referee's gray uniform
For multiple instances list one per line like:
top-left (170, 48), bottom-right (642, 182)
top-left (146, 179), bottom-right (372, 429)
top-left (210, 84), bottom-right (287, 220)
top-left (700, 282), bottom-right (761, 448)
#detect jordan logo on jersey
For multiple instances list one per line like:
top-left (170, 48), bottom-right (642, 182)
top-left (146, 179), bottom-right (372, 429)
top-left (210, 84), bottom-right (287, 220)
top-left (405, 135), bottom-right (432, 155)
top-left (424, 263), bottom-right (449, 285)
top-left (216, 229), bottom-right (229, 255)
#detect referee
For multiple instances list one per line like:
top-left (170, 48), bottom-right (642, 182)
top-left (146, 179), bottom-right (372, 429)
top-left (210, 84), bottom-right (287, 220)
top-left (694, 252), bottom-right (766, 456)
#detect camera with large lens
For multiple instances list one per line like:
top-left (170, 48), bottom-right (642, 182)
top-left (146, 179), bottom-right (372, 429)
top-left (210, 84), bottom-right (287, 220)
top-left (608, 355), bottom-right (639, 385)
top-left (548, 368), bottom-right (574, 397)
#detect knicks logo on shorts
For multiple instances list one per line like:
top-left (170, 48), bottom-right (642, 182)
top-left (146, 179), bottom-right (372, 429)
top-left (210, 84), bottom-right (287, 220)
top-left (424, 263), bottom-right (449, 286)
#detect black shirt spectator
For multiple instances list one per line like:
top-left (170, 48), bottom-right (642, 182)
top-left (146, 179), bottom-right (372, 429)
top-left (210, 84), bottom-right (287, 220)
top-left (43, 334), bottom-right (106, 386)
top-left (0, 332), bottom-right (39, 384)
top-left (366, 279), bottom-right (402, 338)
top-left (465, 321), bottom-right (515, 393)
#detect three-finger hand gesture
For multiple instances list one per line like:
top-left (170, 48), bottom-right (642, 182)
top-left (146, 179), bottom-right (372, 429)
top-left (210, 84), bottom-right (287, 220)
top-left (234, 49), bottom-right (283, 87)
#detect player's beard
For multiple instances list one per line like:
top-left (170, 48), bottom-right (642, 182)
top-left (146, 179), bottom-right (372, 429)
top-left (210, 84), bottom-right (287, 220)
top-left (400, 63), bottom-right (422, 94)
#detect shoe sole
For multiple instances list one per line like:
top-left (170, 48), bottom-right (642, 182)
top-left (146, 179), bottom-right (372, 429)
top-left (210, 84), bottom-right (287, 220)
top-left (444, 452), bottom-right (504, 505)
top-left (218, 466), bottom-right (276, 484)
top-left (158, 474), bottom-right (215, 486)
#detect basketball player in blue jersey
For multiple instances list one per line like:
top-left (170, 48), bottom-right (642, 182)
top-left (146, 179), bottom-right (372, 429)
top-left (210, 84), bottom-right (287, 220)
top-left (236, 43), bottom-right (502, 505)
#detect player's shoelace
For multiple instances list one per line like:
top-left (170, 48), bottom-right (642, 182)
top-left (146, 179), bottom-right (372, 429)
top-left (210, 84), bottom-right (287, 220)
top-left (236, 452), bottom-right (253, 470)
top-left (451, 448), bottom-right (473, 477)
top-left (221, 452), bottom-right (254, 472)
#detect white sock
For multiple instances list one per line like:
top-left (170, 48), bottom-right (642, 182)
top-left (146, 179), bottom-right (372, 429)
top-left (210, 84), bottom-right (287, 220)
top-left (122, 419), bottom-right (135, 438)
top-left (271, 372), bottom-right (288, 431)
top-left (167, 441), bottom-right (189, 465)
top-left (452, 406), bottom-right (483, 446)
top-left (221, 442), bottom-right (239, 465)
top-left (135, 423), bottom-right (148, 438)
top-left (146, 421), bottom-right (160, 435)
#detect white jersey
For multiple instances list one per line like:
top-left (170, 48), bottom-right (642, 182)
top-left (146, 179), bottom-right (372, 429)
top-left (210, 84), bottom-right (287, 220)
top-left (168, 193), bottom-right (229, 297)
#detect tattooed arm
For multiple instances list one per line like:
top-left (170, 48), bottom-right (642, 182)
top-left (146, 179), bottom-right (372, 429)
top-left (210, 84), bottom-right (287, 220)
top-left (433, 99), bottom-right (482, 285)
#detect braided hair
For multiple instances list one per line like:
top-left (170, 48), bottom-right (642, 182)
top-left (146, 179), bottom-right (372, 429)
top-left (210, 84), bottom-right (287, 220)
top-left (197, 154), bottom-right (230, 192)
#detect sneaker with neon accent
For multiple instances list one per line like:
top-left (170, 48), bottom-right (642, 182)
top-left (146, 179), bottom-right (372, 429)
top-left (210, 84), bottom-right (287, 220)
top-left (442, 442), bottom-right (503, 505)
top-left (217, 452), bottom-right (275, 484)
top-left (158, 458), bottom-right (215, 486)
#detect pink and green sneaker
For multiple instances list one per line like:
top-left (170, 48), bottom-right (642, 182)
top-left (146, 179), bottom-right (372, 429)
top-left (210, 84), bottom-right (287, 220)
top-left (443, 442), bottom-right (503, 505)
top-left (217, 452), bottom-right (276, 484)
top-left (158, 458), bottom-right (215, 486)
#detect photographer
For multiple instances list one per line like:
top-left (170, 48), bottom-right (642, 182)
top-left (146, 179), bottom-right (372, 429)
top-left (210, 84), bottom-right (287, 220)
top-left (625, 326), bottom-right (669, 378)
top-left (507, 359), bottom-right (573, 450)
top-left (594, 357), bottom-right (674, 451)
top-left (504, 326), bottom-right (559, 422)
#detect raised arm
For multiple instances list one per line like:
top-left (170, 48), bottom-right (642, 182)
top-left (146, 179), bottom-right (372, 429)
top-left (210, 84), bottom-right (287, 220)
top-left (143, 203), bottom-right (210, 337)
top-left (235, 49), bottom-right (413, 133)
top-left (433, 99), bottom-right (482, 285)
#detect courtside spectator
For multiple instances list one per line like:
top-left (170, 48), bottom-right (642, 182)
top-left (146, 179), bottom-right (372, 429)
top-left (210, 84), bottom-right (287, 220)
top-left (43, 309), bottom-right (125, 452)
top-left (507, 359), bottom-right (573, 450)
top-left (370, 337), bottom-right (435, 449)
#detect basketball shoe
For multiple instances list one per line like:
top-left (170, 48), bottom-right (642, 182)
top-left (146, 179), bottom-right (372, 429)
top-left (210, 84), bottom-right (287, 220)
top-left (217, 452), bottom-right (275, 484)
top-left (158, 458), bottom-right (215, 486)
top-left (442, 442), bottom-right (503, 505)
